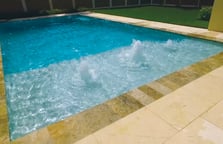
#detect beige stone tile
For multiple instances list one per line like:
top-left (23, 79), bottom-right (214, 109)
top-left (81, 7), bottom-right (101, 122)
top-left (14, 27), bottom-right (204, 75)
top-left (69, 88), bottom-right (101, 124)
top-left (179, 67), bottom-right (202, 80)
top-left (165, 118), bottom-right (223, 144)
top-left (163, 71), bottom-right (193, 88)
top-left (85, 13), bottom-right (144, 24)
top-left (0, 101), bottom-right (8, 117)
top-left (216, 34), bottom-right (223, 40)
top-left (74, 135), bottom-right (98, 144)
top-left (90, 108), bottom-right (177, 144)
top-left (0, 116), bottom-right (9, 144)
top-left (0, 137), bottom-right (9, 144)
top-left (146, 81), bottom-right (172, 95)
top-left (0, 83), bottom-right (5, 100)
top-left (213, 37), bottom-right (223, 43)
top-left (208, 66), bottom-right (223, 78)
top-left (55, 103), bottom-right (121, 143)
top-left (201, 31), bottom-right (220, 37)
top-left (213, 52), bottom-right (223, 62)
top-left (0, 96), bottom-right (9, 144)
top-left (11, 128), bottom-right (53, 144)
top-left (105, 94), bottom-right (143, 117)
top-left (138, 85), bottom-right (163, 100)
top-left (148, 92), bottom-right (197, 130)
top-left (186, 61), bottom-right (212, 76)
top-left (202, 100), bottom-right (223, 130)
top-left (47, 120), bottom-right (74, 144)
top-left (201, 53), bottom-right (223, 71)
top-left (149, 74), bottom-right (223, 130)
top-left (94, 134), bottom-right (161, 144)
top-left (181, 75), bottom-right (223, 107)
top-left (156, 77), bottom-right (180, 90)
top-left (127, 88), bottom-right (155, 105)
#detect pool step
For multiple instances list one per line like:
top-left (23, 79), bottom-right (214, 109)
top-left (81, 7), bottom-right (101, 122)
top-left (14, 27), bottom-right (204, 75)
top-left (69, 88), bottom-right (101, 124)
top-left (10, 51), bottom-right (223, 144)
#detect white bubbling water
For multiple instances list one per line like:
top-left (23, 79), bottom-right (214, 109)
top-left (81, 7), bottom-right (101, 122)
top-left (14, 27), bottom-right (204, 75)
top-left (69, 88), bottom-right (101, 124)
top-left (79, 59), bottom-right (98, 84)
top-left (119, 39), bottom-right (150, 68)
top-left (130, 40), bottom-right (146, 64)
top-left (164, 39), bottom-right (173, 47)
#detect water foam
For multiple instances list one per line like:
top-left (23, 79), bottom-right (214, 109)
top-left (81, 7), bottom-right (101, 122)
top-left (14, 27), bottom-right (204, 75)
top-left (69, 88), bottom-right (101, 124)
top-left (79, 59), bottom-right (98, 84)
top-left (164, 39), bottom-right (173, 47)
top-left (130, 40), bottom-right (146, 64)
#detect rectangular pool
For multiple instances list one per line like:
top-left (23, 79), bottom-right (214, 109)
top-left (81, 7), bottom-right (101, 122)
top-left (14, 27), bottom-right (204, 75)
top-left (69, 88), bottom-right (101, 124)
top-left (0, 14), bottom-right (223, 140)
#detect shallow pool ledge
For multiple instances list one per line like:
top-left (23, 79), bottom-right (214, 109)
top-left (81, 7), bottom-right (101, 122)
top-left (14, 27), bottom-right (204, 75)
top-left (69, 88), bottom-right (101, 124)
top-left (82, 12), bottom-right (223, 43)
top-left (9, 51), bottom-right (223, 144)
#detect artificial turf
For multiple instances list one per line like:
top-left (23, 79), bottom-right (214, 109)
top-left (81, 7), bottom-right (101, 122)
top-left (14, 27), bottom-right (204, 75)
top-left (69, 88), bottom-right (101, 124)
top-left (93, 6), bottom-right (209, 28)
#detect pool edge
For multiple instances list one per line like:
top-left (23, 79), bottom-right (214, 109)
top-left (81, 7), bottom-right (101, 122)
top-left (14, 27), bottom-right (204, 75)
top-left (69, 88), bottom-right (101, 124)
top-left (0, 48), bottom-right (10, 144)
top-left (83, 12), bottom-right (223, 43)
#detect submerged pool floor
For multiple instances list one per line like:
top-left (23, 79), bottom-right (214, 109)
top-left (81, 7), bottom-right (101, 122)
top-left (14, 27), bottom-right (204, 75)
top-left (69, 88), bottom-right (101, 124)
top-left (0, 14), bottom-right (223, 140)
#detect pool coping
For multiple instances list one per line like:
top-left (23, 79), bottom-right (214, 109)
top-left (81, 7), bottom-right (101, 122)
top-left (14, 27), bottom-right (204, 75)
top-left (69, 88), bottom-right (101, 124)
top-left (0, 12), bottom-right (223, 144)
top-left (83, 12), bottom-right (223, 43)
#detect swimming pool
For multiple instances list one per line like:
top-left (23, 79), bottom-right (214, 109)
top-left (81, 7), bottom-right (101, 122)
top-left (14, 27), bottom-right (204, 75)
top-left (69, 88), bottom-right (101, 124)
top-left (0, 15), bottom-right (223, 140)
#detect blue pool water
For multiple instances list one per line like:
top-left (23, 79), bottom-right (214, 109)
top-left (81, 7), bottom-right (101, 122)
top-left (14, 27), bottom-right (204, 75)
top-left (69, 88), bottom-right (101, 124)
top-left (0, 15), bottom-right (223, 140)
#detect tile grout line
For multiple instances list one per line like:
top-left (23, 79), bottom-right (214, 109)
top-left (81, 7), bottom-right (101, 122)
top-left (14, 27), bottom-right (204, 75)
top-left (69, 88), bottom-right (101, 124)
top-left (196, 98), bottom-right (223, 130)
top-left (162, 115), bottom-right (223, 144)
top-left (160, 67), bottom-right (223, 144)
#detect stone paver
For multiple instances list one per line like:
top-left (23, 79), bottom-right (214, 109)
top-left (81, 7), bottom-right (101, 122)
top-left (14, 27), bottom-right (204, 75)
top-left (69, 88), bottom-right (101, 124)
top-left (164, 118), bottom-right (223, 144)
top-left (146, 81), bottom-right (173, 95)
top-left (202, 100), bottom-right (223, 130)
top-left (127, 88), bottom-right (155, 106)
top-left (149, 68), bottom-right (223, 130)
top-left (76, 108), bottom-right (177, 144)
top-left (0, 49), bottom-right (9, 144)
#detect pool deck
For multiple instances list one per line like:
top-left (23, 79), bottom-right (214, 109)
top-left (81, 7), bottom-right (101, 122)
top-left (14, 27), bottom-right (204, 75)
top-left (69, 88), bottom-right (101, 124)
top-left (0, 12), bottom-right (223, 144)
top-left (83, 12), bottom-right (223, 43)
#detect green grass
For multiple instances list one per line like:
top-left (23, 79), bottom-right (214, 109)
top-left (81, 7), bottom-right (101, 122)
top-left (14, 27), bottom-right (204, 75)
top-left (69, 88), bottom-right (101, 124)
top-left (93, 6), bottom-right (209, 28)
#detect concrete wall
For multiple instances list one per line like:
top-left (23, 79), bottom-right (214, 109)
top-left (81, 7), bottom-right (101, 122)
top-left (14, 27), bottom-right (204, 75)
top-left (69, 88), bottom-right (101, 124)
top-left (208, 0), bottom-right (223, 32)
